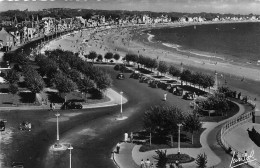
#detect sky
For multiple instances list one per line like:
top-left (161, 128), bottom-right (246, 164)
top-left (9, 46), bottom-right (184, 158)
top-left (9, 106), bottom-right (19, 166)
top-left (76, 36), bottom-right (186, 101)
top-left (0, 0), bottom-right (260, 15)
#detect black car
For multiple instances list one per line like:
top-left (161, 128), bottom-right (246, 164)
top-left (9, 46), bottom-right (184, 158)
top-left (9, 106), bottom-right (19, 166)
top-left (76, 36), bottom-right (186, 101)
top-left (0, 120), bottom-right (6, 131)
top-left (62, 102), bottom-right (83, 109)
top-left (11, 162), bottom-right (24, 168)
top-left (117, 73), bottom-right (125, 80)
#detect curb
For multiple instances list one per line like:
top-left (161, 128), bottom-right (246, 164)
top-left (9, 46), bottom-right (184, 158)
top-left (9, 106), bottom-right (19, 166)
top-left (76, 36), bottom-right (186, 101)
top-left (111, 146), bottom-right (121, 168)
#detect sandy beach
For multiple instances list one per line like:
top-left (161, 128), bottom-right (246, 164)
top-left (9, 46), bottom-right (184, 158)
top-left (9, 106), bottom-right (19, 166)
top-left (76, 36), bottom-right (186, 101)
top-left (41, 22), bottom-right (260, 114)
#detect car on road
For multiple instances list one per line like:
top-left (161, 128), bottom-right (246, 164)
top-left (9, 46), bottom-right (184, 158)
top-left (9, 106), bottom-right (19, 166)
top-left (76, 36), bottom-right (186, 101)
top-left (62, 101), bottom-right (83, 109)
top-left (117, 73), bottom-right (125, 80)
top-left (11, 162), bottom-right (24, 168)
top-left (0, 120), bottom-right (6, 131)
top-left (19, 121), bottom-right (31, 131)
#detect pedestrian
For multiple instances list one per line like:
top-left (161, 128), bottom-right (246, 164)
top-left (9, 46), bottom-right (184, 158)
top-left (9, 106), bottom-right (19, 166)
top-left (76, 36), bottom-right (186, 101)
top-left (150, 163), bottom-right (155, 168)
top-left (145, 159), bottom-right (151, 168)
top-left (50, 103), bottom-right (53, 111)
top-left (238, 92), bottom-right (241, 100)
top-left (124, 132), bottom-right (128, 142)
top-left (164, 92), bottom-right (167, 101)
top-left (116, 142), bottom-right (120, 154)
top-left (140, 159), bottom-right (145, 168)
top-left (53, 103), bottom-right (55, 111)
top-left (130, 132), bottom-right (133, 143)
top-left (244, 151), bottom-right (248, 159)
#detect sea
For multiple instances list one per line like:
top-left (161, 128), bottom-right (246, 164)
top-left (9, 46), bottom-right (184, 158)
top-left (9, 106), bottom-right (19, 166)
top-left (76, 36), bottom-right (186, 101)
top-left (146, 22), bottom-right (260, 65)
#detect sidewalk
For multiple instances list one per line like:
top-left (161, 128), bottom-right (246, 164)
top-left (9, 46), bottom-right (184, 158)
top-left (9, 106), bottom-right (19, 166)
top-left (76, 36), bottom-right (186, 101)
top-left (0, 88), bottom-right (127, 111)
top-left (113, 102), bottom-right (247, 168)
top-left (224, 122), bottom-right (260, 167)
top-left (113, 143), bottom-right (139, 168)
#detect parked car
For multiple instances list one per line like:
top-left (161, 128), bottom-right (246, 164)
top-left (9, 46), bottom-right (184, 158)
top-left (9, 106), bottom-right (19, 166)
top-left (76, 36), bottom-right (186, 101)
top-left (12, 162), bottom-right (24, 168)
top-left (63, 102), bottom-right (83, 109)
top-left (117, 73), bottom-right (125, 80)
top-left (0, 120), bottom-right (6, 131)
top-left (173, 87), bottom-right (184, 96)
top-left (19, 121), bottom-right (31, 131)
top-left (183, 92), bottom-right (194, 100)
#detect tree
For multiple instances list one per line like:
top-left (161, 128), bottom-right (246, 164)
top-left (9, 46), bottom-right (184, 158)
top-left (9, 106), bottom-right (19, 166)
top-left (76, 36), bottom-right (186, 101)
top-left (180, 69), bottom-right (192, 85)
top-left (97, 54), bottom-right (103, 62)
top-left (59, 60), bottom-right (71, 74)
top-left (182, 114), bottom-right (202, 144)
top-left (196, 153), bottom-right (207, 168)
top-left (104, 52), bottom-right (113, 62)
top-left (95, 72), bottom-right (112, 92)
top-left (113, 53), bottom-right (120, 62)
top-left (23, 66), bottom-right (45, 101)
top-left (169, 65), bottom-right (181, 78)
top-left (154, 150), bottom-right (168, 168)
top-left (9, 83), bottom-right (19, 105)
top-left (78, 77), bottom-right (96, 99)
top-left (16, 52), bottom-right (29, 65)
top-left (146, 58), bottom-right (158, 71)
top-left (88, 51), bottom-right (97, 63)
top-left (143, 105), bottom-right (185, 146)
top-left (68, 69), bottom-right (82, 84)
top-left (5, 69), bottom-right (20, 84)
top-left (158, 61), bottom-right (169, 75)
top-left (53, 72), bottom-right (77, 93)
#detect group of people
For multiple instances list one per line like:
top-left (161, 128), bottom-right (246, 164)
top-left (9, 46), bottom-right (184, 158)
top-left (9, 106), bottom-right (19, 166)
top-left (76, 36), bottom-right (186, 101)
top-left (140, 159), bottom-right (154, 168)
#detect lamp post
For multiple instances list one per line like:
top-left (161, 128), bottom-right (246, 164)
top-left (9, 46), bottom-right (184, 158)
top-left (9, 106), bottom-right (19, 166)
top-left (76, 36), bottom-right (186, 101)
top-left (55, 112), bottom-right (60, 144)
top-left (68, 144), bottom-right (73, 168)
top-left (177, 123), bottom-right (183, 154)
top-left (215, 71), bottom-right (218, 90)
top-left (120, 91), bottom-right (123, 118)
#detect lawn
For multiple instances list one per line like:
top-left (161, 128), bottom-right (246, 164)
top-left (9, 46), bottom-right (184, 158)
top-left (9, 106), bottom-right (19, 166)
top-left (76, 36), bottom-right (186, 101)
top-left (138, 128), bottom-right (205, 152)
top-left (0, 83), bottom-right (40, 106)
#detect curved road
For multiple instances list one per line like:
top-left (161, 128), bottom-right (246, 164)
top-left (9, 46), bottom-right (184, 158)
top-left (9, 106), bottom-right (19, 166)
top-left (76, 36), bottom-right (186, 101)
top-left (1, 66), bottom-right (191, 168)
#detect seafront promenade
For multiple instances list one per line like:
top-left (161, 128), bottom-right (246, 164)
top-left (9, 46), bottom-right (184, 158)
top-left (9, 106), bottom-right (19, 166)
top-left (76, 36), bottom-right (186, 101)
top-left (114, 101), bottom-right (259, 168)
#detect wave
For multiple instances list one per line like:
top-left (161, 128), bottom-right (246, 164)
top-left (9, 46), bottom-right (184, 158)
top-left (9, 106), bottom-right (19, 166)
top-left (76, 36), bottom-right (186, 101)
top-left (162, 43), bottom-right (181, 50)
top-left (147, 33), bottom-right (155, 43)
top-left (188, 50), bottom-right (225, 60)
top-left (162, 42), bottom-right (225, 60)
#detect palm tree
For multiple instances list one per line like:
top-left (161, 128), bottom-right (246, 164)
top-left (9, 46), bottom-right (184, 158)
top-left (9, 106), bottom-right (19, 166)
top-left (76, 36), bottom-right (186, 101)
top-left (195, 153), bottom-right (207, 168)
top-left (154, 150), bottom-right (168, 168)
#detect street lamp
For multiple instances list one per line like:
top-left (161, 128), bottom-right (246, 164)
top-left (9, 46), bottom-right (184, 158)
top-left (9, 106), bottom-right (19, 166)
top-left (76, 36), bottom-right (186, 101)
top-left (120, 91), bottom-right (123, 118)
top-left (68, 144), bottom-right (73, 168)
top-left (177, 123), bottom-right (183, 154)
top-left (55, 112), bottom-right (60, 146)
top-left (215, 71), bottom-right (218, 90)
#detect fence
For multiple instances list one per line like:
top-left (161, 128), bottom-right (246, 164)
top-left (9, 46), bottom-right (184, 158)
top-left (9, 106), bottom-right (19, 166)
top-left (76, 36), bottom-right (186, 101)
top-left (220, 110), bottom-right (260, 167)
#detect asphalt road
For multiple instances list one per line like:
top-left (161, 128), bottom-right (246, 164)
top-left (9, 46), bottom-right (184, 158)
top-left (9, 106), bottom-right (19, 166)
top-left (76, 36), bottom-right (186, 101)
top-left (1, 65), bottom-right (191, 168)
